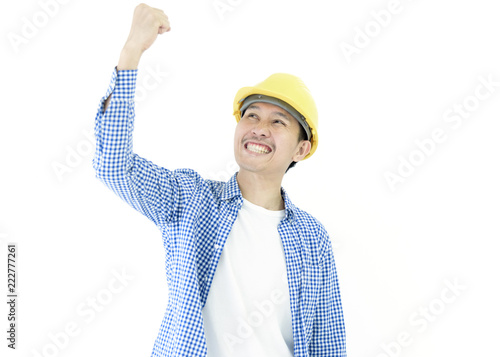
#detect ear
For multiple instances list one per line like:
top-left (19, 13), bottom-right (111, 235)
top-left (292, 140), bottom-right (312, 162)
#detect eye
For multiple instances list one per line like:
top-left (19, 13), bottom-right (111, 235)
top-left (274, 119), bottom-right (286, 126)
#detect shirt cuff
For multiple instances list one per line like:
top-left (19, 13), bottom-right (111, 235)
top-left (104, 66), bottom-right (138, 102)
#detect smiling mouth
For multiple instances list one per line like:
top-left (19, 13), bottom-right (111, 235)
top-left (245, 142), bottom-right (272, 154)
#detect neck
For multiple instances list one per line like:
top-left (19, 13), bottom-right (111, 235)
top-left (236, 169), bottom-right (285, 211)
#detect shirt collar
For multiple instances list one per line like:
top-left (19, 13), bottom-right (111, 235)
top-left (221, 172), bottom-right (296, 221)
top-left (221, 172), bottom-right (242, 202)
top-left (280, 187), bottom-right (297, 222)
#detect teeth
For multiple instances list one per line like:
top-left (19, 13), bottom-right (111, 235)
top-left (247, 143), bottom-right (271, 154)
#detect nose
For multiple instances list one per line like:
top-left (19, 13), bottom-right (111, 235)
top-left (251, 120), bottom-right (270, 137)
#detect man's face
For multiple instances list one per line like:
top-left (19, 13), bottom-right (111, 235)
top-left (234, 101), bottom-right (311, 176)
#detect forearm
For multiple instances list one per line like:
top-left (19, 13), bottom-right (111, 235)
top-left (93, 68), bottom-right (138, 180)
top-left (103, 45), bottom-right (143, 112)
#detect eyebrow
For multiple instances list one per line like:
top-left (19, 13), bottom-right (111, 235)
top-left (246, 104), bottom-right (292, 122)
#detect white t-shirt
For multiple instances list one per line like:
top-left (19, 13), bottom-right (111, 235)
top-left (202, 198), bottom-right (293, 356)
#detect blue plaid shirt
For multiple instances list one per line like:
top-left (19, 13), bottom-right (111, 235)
top-left (93, 68), bottom-right (346, 356)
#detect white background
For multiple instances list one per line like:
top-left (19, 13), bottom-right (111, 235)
top-left (1, 0), bottom-right (499, 356)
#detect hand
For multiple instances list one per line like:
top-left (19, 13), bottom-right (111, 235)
top-left (118, 3), bottom-right (171, 70)
top-left (125, 3), bottom-right (170, 52)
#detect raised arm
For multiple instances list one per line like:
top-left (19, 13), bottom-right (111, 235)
top-left (93, 4), bottom-right (197, 228)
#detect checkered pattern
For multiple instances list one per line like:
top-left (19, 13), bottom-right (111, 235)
top-left (93, 67), bottom-right (346, 356)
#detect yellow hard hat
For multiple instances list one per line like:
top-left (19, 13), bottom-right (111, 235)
top-left (233, 73), bottom-right (318, 159)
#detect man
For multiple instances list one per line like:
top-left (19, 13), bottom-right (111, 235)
top-left (93, 4), bottom-right (346, 356)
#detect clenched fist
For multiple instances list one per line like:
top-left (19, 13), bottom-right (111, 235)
top-left (118, 3), bottom-right (170, 70)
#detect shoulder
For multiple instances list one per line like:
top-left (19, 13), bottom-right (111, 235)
top-left (284, 193), bottom-right (332, 264)
top-left (170, 169), bottom-right (240, 205)
top-left (283, 188), bottom-right (328, 239)
top-left (293, 205), bottom-right (329, 244)
top-left (167, 168), bottom-right (224, 191)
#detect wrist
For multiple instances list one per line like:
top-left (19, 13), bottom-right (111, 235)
top-left (117, 43), bottom-right (143, 70)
